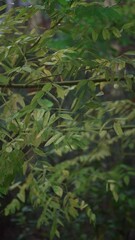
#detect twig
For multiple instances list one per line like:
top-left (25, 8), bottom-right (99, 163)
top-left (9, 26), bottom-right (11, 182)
top-left (0, 77), bottom-right (134, 89)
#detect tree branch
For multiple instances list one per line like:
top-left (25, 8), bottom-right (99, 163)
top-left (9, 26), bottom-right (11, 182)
top-left (0, 77), bottom-right (133, 89)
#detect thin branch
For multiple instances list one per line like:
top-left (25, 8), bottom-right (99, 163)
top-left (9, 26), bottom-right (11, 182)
top-left (57, 125), bottom-right (135, 132)
top-left (51, 16), bottom-right (64, 29)
top-left (0, 77), bottom-right (134, 89)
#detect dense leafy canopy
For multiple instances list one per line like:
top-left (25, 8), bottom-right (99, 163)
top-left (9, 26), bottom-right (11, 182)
top-left (0, 0), bottom-right (135, 239)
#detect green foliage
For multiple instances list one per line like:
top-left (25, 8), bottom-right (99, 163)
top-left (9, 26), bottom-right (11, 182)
top-left (0, 0), bottom-right (135, 239)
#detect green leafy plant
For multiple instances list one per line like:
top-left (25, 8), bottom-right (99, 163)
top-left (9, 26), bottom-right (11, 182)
top-left (0, 0), bottom-right (135, 239)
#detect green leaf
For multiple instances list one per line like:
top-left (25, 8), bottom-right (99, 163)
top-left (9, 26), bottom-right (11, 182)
top-left (113, 122), bottom-right (123, 136)
top-left (126, 77), bottom-right (132, 90)
top-left (45, 134), bottom-right (60, 146)
top-left (48, 114), bottom-right (58, 125)
top-left (92, 30), bottom-right (98, 42)
top-left (5, 199), bottom-right (20, 216)
top-left (96, 91), bottom-right (104, 97)
top-left (60, 114), bottom-right (73, 120)
top-left (22, 65), bottom-right (32, 73)
top-left (17, 189), bottom-right (25, 203)
top-left (123, 22), bottom-right (134, 30)
top-left (55, 230), bottom-right (60, 238)
top-left (124, 176), bottom-right (130, 186)
top-left (23, 162), bottom-right (28, 175)
top-left (33, 148), bottom-right (46, 157)
top-left (110, 182), bottom-right (115, 191)
top-left (0, 5), bottom-right (7, 11)
top-left (68, 206), bottom-right (78, 218)
top-left (112, 27), bottom-right (121, 38)
top-left (52, 186), bottom-right (63, 197)
top-left (36, 129), bottom-right (45, 139)
top-left (112, 190), bottom-right (119, 202)
top-left (55, 84), bottom-right (66, 99)
top-left (50, 213), bottom-right (57, 240)
top-left (80, 200), bottom-right (88, 210)
top-left (55, 135), bottom-right (65, 145)
top-left (38, 99), bottom-right (53, 108)
top-left (42, 83), bottom-right (52, 93)
top-left (6, 146), bottom-right (13, 153)
top-left (86, 207), bottom-right (96, 223)
top-left (0, 75), bottom-right (9, 85)
top-left (33, 109), bottom-right (45, 121)
top-left (43, 111), bottom-right (51, 127)
top-left (58, 0), bottom-right (68, 6)
top-left (31, 91), bottom-right (44, 105)
top-left (102, 28), bottom-right (110, 40)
